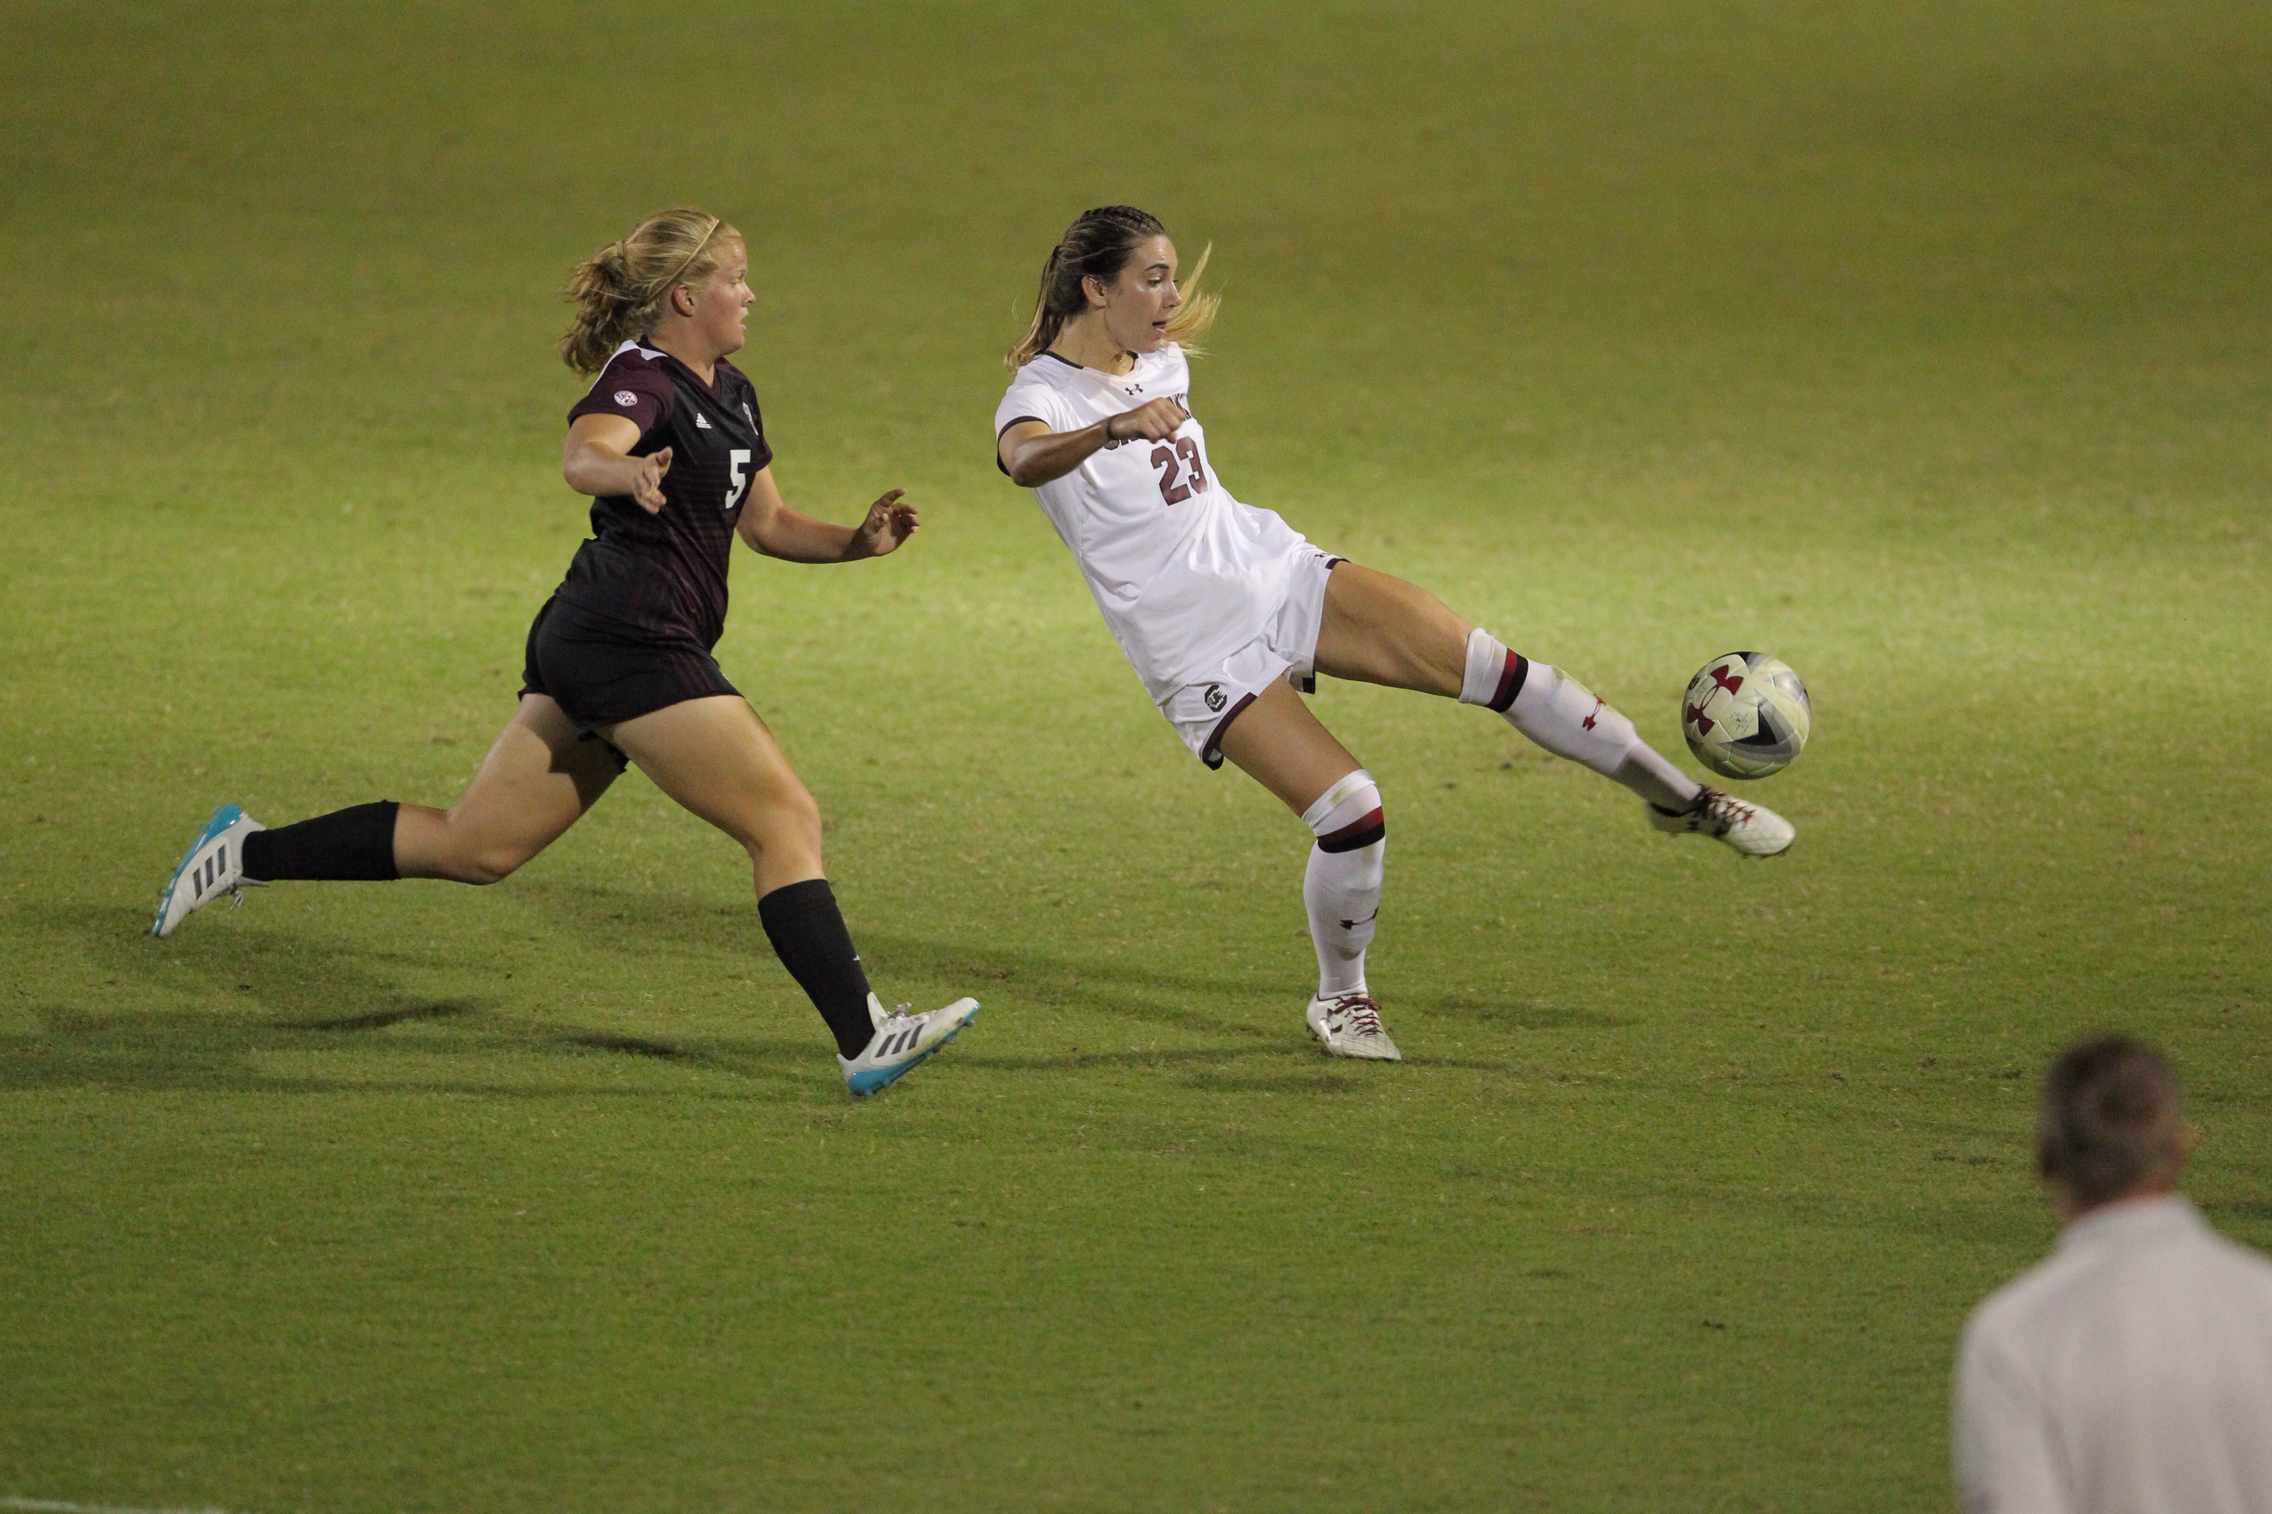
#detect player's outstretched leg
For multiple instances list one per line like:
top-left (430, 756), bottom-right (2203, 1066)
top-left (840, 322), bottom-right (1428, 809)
top-left (608, 694), bottom-right (980, 1095)
top-left (1218, 682), bottom-right (1402, 1061)
top-left (1312, 563), bottom-right (1794, 857)
top-left (1456, 631), bottom-right (1793, 857)
top-left (148, 695), bottom-right (620, 937)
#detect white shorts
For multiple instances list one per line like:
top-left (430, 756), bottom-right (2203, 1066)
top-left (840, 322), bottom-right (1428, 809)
top-left (1159, 549), bottom-right (1343, 768)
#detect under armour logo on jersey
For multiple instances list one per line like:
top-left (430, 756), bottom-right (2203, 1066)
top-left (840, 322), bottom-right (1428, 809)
top-left (613, 390), bottom-right (637, 406)
top-left (695, 412), bottom-right (712, 429)
top-left (1123, 382), bottom-right (1145, 396)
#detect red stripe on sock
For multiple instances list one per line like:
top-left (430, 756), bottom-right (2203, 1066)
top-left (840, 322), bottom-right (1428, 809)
top-left (1488, 652), bottom-right (1529, 713)
top-left (1316, 807), bottom-right (1386, 854)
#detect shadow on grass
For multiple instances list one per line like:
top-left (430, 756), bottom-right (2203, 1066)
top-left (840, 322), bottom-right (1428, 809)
top-left (0, 1000), bottom-right (819, 1098)
top-left (276, 1001), bottom-right (480, 1032)
top-left (510, 879), bottom-right (1292, 1045)
top-left (849, 927), bottom-right (1304, 1045)
top-left (9, 902), bottom-right (817, 1099)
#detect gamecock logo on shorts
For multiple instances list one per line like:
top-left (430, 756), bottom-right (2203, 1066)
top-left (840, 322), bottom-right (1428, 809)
top-left (1203, 683), bottom-right (1227, 712)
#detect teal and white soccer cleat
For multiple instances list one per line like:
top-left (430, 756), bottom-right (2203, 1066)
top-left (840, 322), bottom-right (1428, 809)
top-left (150, 804), bottom-right (267, 938)
top-left (839, 993), bottom-right (981, 1096)
top-left (1306, 992), bottom-right (1402, 1061)
top-left (1646, 787), bottom-right (1794, 857)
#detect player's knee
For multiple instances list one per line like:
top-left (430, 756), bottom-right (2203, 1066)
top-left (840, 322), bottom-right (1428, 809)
top-left (737, 782), bottom-right (822, 861)
top-left (1304, 768), bottom-right (1386, 854)
top-left (778, 781), bottom-right (822, 842)
top-left (455, 845), bottom-right (530, 886)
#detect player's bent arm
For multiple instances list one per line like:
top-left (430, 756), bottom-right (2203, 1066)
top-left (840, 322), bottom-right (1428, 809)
top-left (735, 466), bottom-right (918, 564)
top-left (997, 397), bottom-right (1190, 487)
top-left (563, 413), bottom-right (671, 512)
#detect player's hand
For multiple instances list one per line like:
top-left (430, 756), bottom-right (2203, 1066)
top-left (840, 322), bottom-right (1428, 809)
top-left (846, 489), bottom-right (918, 559)
top-left (1104, 398), bottom-right (1190, 446)
top-left (627, 447), bottom-right (672, 513)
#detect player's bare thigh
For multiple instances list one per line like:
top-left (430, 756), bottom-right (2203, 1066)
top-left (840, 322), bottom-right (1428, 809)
top-left (395, 693), bottom-right (621, 883)
top-left (1313, 561), bottom-right (1471, 698)
top-left (602, 694), bottom-right (825, 895)
top-left (1217, 679), bottom-right (1365, 815)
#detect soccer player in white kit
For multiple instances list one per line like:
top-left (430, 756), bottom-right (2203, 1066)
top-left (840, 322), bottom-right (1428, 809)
top-left (995, 207), bottom-right (1793, 1060)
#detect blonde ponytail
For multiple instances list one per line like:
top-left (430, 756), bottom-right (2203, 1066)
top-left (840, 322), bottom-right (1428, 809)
top-left (1161, 241), bottom-right (1216, 354)
top-left (560, 208), bottom-right (740, 378)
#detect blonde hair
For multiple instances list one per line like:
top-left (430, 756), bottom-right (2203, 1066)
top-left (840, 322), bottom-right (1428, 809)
top-left (560, 208), bottom-right (741, 377)
top-left (1005, 206), bottom-right (1218, 371)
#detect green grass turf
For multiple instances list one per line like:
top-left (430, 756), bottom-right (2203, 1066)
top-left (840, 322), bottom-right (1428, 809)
top-left (3, 1), bottom-right (2269, 1509)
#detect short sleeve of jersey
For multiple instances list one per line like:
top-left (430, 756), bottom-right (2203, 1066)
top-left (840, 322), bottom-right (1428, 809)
top-left (994, 371), bottom-right (1079, 441)
top-left (568, 359), bottom-right (675, 440)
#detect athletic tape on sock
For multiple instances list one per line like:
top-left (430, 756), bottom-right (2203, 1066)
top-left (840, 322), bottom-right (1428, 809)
top-left (1459, 628), bottom-right (1528, 712)
top-left (1302, 768), bottom-right (1385, 853)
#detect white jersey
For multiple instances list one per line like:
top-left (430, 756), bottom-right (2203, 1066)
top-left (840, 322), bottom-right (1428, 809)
top-left (995, 347), bottom-right (1310, 703)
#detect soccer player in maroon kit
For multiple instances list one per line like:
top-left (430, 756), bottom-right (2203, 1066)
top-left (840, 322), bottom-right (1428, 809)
top-left (151, 208), bottom-right (979, 1096)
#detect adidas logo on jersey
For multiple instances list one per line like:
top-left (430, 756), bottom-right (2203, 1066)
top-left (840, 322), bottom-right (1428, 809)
top-left (695, 412), bottom-right (712, 429)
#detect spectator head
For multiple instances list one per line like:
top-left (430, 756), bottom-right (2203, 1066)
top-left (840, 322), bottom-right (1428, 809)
top-left (2035, 1035), bottom-right (2189, 1213)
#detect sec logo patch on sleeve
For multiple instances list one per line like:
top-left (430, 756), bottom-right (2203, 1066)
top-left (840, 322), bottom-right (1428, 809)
top-left (613, 390), bottom-right (638, 406)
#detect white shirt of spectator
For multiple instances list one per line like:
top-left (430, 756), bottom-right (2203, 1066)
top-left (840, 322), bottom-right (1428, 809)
top-left (1954, 1194), bottom-right (2272, 1514)
top-left (994, 345), bottom-right (1311, 705)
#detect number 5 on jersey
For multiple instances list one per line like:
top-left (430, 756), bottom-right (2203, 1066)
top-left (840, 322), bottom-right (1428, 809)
top-left (727, 449), bottom-right (752, 512)
top-left (1150, 437), bottom-right (1207, 505)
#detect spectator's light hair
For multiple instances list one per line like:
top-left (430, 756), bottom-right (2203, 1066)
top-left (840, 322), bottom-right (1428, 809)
top-left (2036, 1035), bottom-right (2185, 1206)
top-left (560, 208), bottom-right (742, 378)
top-left (1006, 205), bottom-right (1217, 371)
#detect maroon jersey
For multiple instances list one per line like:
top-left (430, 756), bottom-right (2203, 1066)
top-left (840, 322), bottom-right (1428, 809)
top-left (559, 340), bottom-right (774, 646)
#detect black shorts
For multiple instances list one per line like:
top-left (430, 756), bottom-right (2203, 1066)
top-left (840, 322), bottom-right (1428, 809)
top-left (518, 595), bottom-right (740, 734)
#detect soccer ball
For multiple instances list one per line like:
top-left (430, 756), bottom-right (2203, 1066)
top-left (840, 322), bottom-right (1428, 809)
top-left (1681, 652), bottom-right (1812, 780)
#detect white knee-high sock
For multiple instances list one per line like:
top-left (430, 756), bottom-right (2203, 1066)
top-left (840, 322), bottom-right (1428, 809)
top-left (1460, 628), bottom-right (1702, 812)
top-left (1301, 769), bottom-right (1385, 1000)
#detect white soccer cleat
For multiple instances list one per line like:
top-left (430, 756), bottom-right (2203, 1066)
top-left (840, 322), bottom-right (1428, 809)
top-left (1306, 992), bottom-right (1402, 1062)
top-left (839, 993), bottom-right (981, 1096)
top-left (150, 804), bottom-right (267, 938)
top-left (1646, 787), bottom-right (1795, 857)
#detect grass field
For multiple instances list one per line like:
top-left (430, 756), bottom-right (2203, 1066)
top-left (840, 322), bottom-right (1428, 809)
top-left (3, 3), bottom-right (2269, 1510)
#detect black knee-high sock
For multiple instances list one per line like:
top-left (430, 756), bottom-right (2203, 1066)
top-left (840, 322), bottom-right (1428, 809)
top-left (757, 878), bottom-right (877, 1058)
top-left (240, 801), bottom-right (400, 882)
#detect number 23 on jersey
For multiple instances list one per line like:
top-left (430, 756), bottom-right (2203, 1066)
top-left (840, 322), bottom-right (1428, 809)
top-left (1149, 436), bottom-right (1207, 505)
